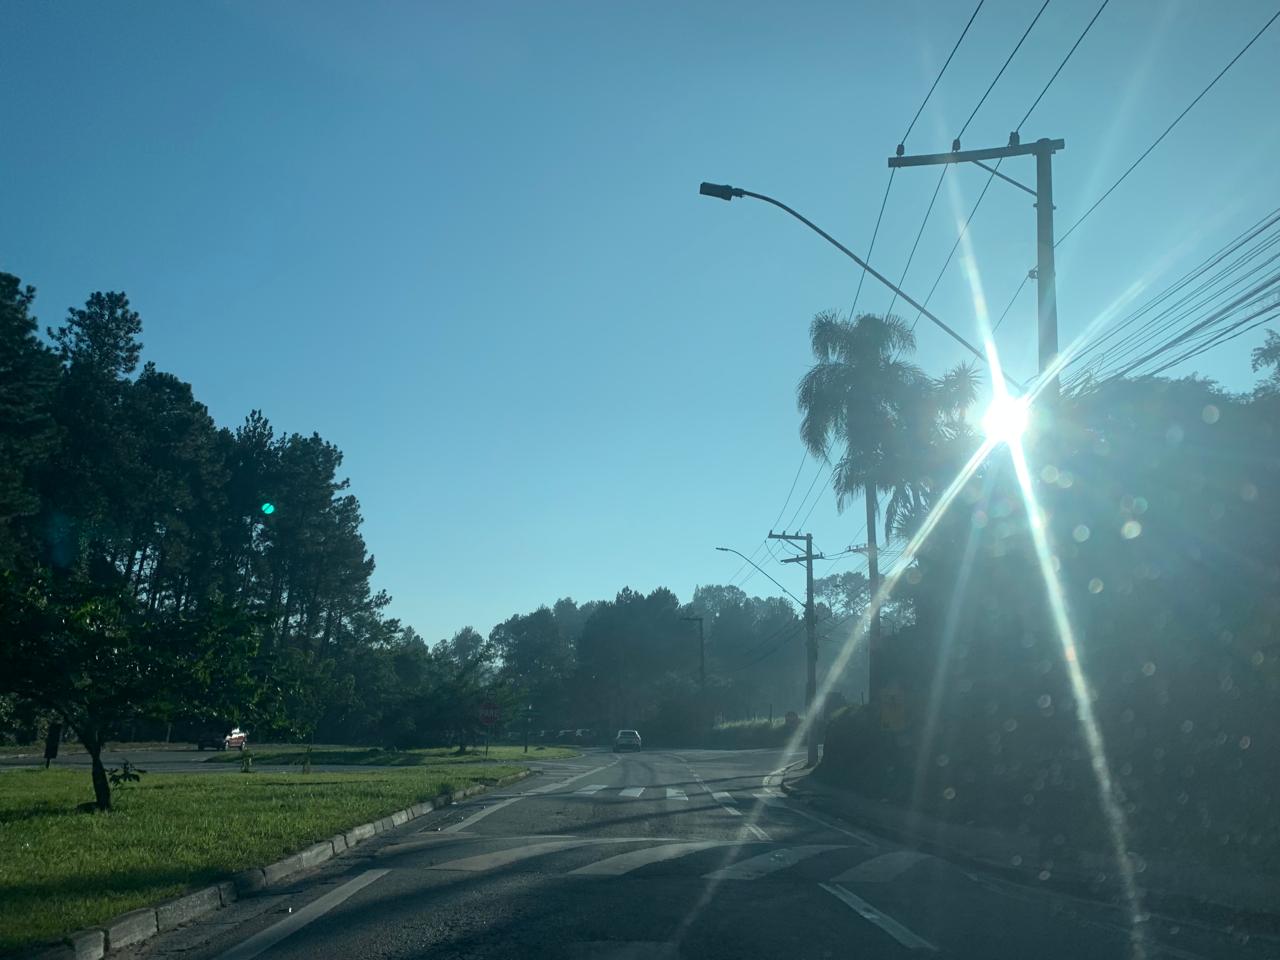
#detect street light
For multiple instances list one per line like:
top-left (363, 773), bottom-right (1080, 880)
top-left (714, 546), bottom-right (805, 608)
top-left (697, 182), bottom-right (1026, 392)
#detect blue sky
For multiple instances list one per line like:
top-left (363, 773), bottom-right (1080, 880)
top-left (3, 1), bottom-right (1278, 643)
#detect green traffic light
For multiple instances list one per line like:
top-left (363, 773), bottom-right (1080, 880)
top-left (260, 502), bottom-right (275, 515)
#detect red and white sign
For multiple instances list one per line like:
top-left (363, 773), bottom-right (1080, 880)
top-left (478, 701), bottom-right (500, 727)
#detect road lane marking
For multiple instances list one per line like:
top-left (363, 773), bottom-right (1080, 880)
top-left (703, 844), bottom-right (844, 880)
top-left (820, 882), bottom-right (938, 952)
top-left (527, 758), bottom-right (620, 795)
top-left (619, 787), bottom-right (646, 798)
top-left (665, 787), bottom-right (687, 801)
top-left (763, 758), bottom-right (805, 789)
top-left (576, 784), bottom-right (608, 795)
top-left (753, 793), bottom-right (875, 847)
top-left (441, 795), bottom-right (522, 833)
top-left (428, 837), bottom-right (647, 872)
top-left (834, 850), bottom-right (931, 883)
top-left (721, 805), bottom-right (743, 816)
top-left (569, 840), bottom-right (740, 877)
top-left (745, 823), bottom-right (771, 841)
top-left (215, 869), bottom-right (390, 960)
top-left (711, 791), bottom-right (734, 803)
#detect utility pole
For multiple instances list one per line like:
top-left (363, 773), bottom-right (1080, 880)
top-left (681, 616), bottom-right (706, 728)
top-left (889, 134), bottom-right (1065, 399)
top-left (771, 530), bottom-right (822, 766)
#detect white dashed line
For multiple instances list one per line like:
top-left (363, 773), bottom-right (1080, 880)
top-left (619, 786), bottom-right (646, 798)
top-left (665, 787), bottom-right (688, 801)
top-left (820, 882), bottom-right (938, 952)
top-left (576, 784), bottom-right (608, 795)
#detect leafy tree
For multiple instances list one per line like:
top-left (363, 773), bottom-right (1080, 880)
top-left (1, 571), bottom-right (262, 808)
top-left (0, 274), bottom-right (59, 570)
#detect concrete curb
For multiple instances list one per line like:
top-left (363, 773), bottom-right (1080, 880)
top-left (29, 768), bottom-right (532, 960)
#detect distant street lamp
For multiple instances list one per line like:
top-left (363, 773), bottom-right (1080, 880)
top-left (714, 546), bottom-right (805, 608)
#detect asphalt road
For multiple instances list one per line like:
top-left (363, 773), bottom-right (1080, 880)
top-left (123, 748), bottom-right (1273, 960)
top-left (1, 746), bottom-right (254, 773)
top-left (0, 745), bottom-right (555, 775)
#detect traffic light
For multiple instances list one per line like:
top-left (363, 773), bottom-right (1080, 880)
top-left (260, 502), bottom-right (275, 516)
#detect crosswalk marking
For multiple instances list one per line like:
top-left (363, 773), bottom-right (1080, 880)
top-left (745, 823), bottom-right (771, 841)
top-left (428, 838), bottom-right (636, 872)
top-left (721, 805), bottom-right (743, 817)
top-left (711, 791), bottom-right (734, 803)
top-left (441, 795), bottom-right (522, 833)
top-left (569, 840), bottom-right (739, 877)
top-left (576, 784), bottom-right (608, 795)
top-left (619, 787), bottom-right (646, 798)
top-left (665, 787), bottom-right (687, 801)
top-left (752, 791), bottom-right (784, 805)
top-left (527, 758), bottom-right (620, 795)
top-left (833, 850), bottom-right (930, 883)
top-left (703, 844), bottom-right (844, 881)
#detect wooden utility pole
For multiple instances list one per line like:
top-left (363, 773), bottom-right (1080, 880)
top-left (889, 134), bottom-right (1065, 399)
top-left (771, 531), bottom-right (822, 766)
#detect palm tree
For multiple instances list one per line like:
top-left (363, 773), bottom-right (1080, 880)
top-left (883, 361), bottom-right (981, 542)
top-left (796, 311), bottom-right (979, 698)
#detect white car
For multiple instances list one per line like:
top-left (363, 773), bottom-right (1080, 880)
top-left (613, 729), bottom-right (642, 752)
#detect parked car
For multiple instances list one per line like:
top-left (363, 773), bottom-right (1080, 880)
top-left (556, 729), bottom-right (575, 742)
top-left (196, 729), bottom-right (226, 751)
top-left (574, 728), bottom-right (595, 744)
top-left (613, 729), bottom-right (642, 752)
top-left (197, 727), bottom-right (248, 751)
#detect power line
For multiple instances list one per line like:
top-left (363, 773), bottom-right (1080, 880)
top-left (785, 461), bottom-right (829, 530)
top-left (1065, 213), bottom-right (1280, 382)
top-left (886, 166), bottom-right (948, 319)
top-left (1056, 6), bottom-right (1280, 249)
top-left (1144, 300), bottom-right (1280, 377)
top-left (899, 0), bottom-right (986, 149)
top-left (848, 170), bottom-right (896, 320)
top-left (1061, 210), bottom-right (1280, 385)
top-left (992, 275), bottom-right (1030, 334)
top-left (1112, 276), bottom-right (1280, 379)
top-left (851, 0), bottom-right (984, 321)
top-left (956, 0), bottom-right (1052, 143)
top-left (1016, 0), bottom-right (1110, 131)
top-left (728, 449), bottom-right (810, 584)
top-left (928, 0), bottom-right (1109, 336)
top-left (892, 0), bottom-right (1053, 325)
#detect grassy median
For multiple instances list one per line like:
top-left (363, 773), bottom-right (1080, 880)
top-left (0, 763), bottom-right (523, 953)
top-left (202, 744), bottom-right (580, 765)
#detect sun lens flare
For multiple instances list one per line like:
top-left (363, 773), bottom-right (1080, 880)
top-left (981, 393), bottom-right (1029, 444)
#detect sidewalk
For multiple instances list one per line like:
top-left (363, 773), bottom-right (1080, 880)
top-left (781, 765), bottom-right (1278, 918)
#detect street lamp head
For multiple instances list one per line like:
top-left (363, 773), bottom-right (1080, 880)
top-left (714, 546), bottom-right (730, 552)
top-left (699, 182), bottom-right (742, 201)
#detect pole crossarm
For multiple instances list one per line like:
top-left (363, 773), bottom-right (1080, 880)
top-left (888, 137), bottom-right (1064, 168)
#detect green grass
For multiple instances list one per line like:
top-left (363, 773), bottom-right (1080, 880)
top-left (0, 763), bottom-right (522, 953)
top-left (202, 744), bottom-right (580, 765)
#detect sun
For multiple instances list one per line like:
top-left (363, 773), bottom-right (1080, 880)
top-left (981, 393), bottom-right (1030, 445)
